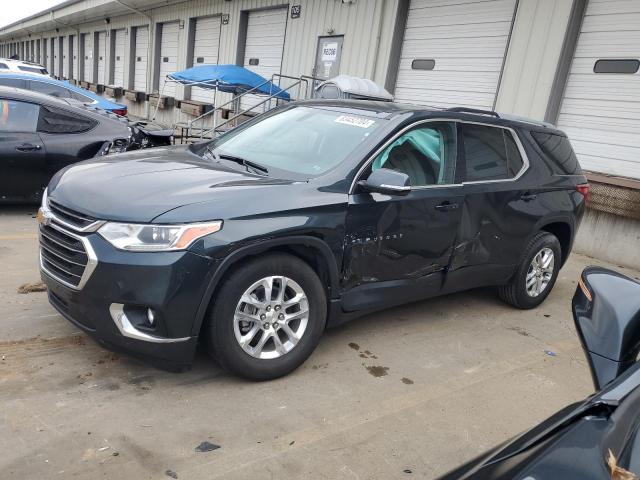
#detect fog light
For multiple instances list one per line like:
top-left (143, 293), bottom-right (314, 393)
top-left (147, 308), bottom-right (156, 326)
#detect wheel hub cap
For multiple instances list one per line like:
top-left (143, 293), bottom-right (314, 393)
top-left (233, 276), bottom-right (309, 359)
top-left (526, 247), bottom-right (555, 298)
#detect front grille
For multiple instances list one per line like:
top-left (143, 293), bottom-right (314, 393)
top-left (48, 199), bottom-right (97, 230)
top-left (40, 224), bottom-right (89, 288)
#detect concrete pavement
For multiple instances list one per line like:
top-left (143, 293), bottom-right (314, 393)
top-left (1, 205), bottom-right (638, 479)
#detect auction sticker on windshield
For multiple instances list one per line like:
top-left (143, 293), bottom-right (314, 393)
top-left (334, 115), bottom-right (375, 128)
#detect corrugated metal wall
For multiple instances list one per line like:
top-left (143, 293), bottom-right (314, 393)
top-left (1, 0), bottom-right (395, 124)
top-left (0, 0), bottom-right (580, 124)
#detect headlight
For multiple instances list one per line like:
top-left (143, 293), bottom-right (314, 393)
top-left (98, 221), bottom-right (222, 251)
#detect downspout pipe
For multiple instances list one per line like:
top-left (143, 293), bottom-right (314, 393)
top-left (370, 0), bottom-right (386, 82)
top-left (114, 0), bottom-right (153, 119)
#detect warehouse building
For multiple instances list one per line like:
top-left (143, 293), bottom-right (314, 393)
top-left (0, 0), bottom-right (638, 267)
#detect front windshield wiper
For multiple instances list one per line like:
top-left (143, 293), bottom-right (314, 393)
top-left (205, 147), bottom-right (269, 176)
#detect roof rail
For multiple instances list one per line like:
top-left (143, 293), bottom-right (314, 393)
top-left (446, 107), bottom-right (500, 118)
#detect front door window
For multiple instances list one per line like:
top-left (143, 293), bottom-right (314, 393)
top-left (372, 122), bottom-right (457, 186)
top-left (0, 100), bottom-right (39, 132)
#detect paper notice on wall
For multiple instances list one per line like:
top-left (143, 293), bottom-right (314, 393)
top-left (321, 42), bottom-right (338, 61)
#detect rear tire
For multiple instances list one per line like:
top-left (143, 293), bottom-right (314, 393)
top-left (498, 232), bottom-right (562, 309)
top-left (205, 253), bottom-right (327, 380)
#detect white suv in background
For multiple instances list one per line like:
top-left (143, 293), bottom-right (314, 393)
top-left (0, 58), bottom-right (49, 76)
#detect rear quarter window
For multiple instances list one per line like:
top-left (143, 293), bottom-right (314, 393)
top-left (37, 106), bottom-right (98, 134)
top-left (30, 81), bottom-right (71, 99)
top-left (530, 131), bottom-right (582, 175)
top-left (18, 66), bottom-right (47, 74)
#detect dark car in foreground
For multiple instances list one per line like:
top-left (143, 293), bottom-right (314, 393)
top-left (39, 100), bottom-right (588, 379)
top-left (0, 86), bottom-right (131, 203)
top-left (440, 266), bottom-right (640, 479)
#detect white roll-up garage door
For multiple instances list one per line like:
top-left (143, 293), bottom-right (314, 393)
top-left (159, 22), bottom-right (179, 97)
top-left (63, 36), bottom-right (70, 78)
top-left (557, 0), bottom-right (640, 179)
top-left (134, 26), bottom-right (149, 92)
top-left (113, 29), bottom-right (125, 87)
top-left (97, 31), bottom-right (106, 84)
top-left (83, 33), bottom-right (93, 82)
top-left (71, 36), bottom-right (77, 80)
top-left (191, 16), bottom-right (221, 103)
top-left (240, 7), bottom-right (288, 112)
top-left (394, 0), bottom-right (517, 109)
top-left (52, 38), bottom-right (59, 77)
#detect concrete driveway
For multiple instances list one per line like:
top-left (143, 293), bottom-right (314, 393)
top-left (2, 206), bottom-right (638, 479)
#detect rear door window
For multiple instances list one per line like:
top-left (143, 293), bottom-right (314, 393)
top-left (37, 106), bottom-right (97, 134)
top-left (29, 80), bottom-right (71, 99)
top-left (0, 100), bottom-right (39, 132)
top-left (0, 77), bottom-right (27, 88)
top-left (462, 124), bottom-right (524, 182)
top-left (504, 130), bottom-right (525, 177)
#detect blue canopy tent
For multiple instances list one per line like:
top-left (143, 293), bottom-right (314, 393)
top-left (167, 64), bottom-right (290, 100)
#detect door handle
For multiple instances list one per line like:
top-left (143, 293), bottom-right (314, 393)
top-left (16, 143), bottom-right (42, 152)
top-left (434, 201), bottom-right (459, 211)
top-left (520, 193), bottom-right (538, 202)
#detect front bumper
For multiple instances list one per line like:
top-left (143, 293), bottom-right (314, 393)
top-left (40, 228), bottom-right (217, 369)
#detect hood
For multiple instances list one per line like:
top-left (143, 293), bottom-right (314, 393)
top-left (48, 145), bottom-right (296, 223)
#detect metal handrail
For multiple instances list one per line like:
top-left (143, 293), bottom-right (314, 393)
top-left (200, 80), bottom-right (303, 138)
top-left (186, 77), bottom-right (293, 140)
top-left (186, 76), bottom-right (276, 124)
top-left (179, 72), bottom-right (326, 142)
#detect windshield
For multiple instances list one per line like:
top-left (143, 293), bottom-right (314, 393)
top-left (207, 106), bottom-right (382, 177)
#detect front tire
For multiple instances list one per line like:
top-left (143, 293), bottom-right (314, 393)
top-left (498, 232), bottom-right (562, 309)
top-left (205, 253), bottom-right (327, 380)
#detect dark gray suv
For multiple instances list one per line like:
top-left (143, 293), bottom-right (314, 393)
top-left (38, 100), bottom-right (588, 379)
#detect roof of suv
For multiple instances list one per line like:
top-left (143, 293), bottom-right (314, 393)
top-left (297, 99), bottom-right (560, 133)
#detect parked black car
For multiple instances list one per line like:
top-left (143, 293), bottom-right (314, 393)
top-left (0, 86), bottom-right (131, 203)
top-left (38, 100), bottom-right (588, 379)
top-left (440, 266), bottom-right (640, 479)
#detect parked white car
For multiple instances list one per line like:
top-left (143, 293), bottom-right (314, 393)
top-left (0, 58), bottom-right (48, 76)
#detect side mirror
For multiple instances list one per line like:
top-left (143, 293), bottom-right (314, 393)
top-left (358, 168), bottom-right (411, 196)
top-left (573, 267), bottom-right (640, 390)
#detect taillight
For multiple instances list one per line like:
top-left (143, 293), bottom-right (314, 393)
top-left (112, 108), bottom-right (127, 117)
top-left (578, 276), bottom-right (593, 302)
top-left (576, 183), bottom-right (590, 202)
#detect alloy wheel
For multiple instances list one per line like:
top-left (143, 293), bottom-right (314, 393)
top-left (526, 247), bottom-right (555, 297)
top-left (233, 276), bottom-right (309, 359)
